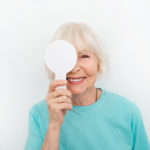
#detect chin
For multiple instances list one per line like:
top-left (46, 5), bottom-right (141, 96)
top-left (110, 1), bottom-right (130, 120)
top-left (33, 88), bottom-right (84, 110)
top-left (67, 86), bottom-right (86, 95)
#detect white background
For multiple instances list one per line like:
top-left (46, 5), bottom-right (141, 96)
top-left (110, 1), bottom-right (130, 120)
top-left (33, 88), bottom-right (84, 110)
top-left (0, 0), bottom-right (150, 149)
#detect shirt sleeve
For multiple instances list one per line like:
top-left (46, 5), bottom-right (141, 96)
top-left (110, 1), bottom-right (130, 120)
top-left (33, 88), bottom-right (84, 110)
top-left (24, 105), bottom-right (44, 150)
top-left (131, 105), bottom-right (150, 150)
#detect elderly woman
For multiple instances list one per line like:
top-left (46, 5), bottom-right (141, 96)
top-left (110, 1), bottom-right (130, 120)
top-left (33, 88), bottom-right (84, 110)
top-left (25, 22), bottom-right (150, 150)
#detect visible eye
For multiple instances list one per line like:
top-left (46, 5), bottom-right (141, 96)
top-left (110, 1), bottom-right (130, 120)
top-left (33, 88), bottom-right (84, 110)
top-left (81, 55), bottom-right (89, 58)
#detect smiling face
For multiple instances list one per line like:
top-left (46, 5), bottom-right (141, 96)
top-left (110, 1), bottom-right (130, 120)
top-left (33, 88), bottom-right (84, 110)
top-left (66, 49), bottom-right (100, 95)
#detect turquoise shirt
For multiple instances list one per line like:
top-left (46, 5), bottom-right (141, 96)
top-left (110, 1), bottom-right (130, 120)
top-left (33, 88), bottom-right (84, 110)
top-left (25, 88), bottom-right (150, 150)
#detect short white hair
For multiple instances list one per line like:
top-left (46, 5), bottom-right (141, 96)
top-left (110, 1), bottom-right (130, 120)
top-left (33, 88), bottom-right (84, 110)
top-left (44, 22), bottom-right (107, 81)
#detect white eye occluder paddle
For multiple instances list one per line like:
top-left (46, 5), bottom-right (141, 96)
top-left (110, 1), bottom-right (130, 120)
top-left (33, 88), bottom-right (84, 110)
top-left (44, 40), bottom-right (77, 89)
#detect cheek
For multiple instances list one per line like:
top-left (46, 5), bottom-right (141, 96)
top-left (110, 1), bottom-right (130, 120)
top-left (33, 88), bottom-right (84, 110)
top-left (84, 63), bottom-right (98, 76)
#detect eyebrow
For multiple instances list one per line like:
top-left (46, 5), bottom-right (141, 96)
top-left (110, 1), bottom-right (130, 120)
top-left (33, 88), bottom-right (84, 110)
top-left (77, 51), bottom-right (90, 55)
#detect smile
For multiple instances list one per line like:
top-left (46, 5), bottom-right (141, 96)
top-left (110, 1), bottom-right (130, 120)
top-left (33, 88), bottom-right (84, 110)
top-left (66, 77), bottom-right (86, 85)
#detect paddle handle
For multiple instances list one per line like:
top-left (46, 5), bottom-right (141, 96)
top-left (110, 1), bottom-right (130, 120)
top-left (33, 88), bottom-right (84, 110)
top-left (56, 85), bottom-right (66, 89)
top-left (55, 74), bottom-right (66, 89)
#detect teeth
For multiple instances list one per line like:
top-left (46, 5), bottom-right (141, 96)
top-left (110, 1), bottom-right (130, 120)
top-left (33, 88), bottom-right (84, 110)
top-left (68, 78), bottom-right (84, 82)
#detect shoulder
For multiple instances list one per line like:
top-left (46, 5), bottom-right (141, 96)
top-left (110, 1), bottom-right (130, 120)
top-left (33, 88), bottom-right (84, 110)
top-left (102, 89), bottom-right (141, 117)
top-left (29, 100), bottom-right (48, 115)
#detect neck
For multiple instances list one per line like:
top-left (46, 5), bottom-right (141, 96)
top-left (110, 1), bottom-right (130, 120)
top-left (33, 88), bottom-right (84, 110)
top-left (71, 87), bottom-right (97, 106)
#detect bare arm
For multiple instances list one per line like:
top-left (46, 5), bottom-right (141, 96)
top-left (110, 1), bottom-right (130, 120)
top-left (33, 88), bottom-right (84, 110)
top-left (42, 123), bottom-right (61, 150)
top-left (42, 80), bottom-right (72, 150)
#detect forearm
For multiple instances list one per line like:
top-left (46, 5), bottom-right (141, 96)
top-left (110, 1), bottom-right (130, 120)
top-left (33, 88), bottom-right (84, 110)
top-left (42, 123), bottom-right (61, 150)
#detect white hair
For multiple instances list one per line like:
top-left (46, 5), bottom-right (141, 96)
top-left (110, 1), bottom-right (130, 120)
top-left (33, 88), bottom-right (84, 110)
top-left (44, 22), bottom-right (107, 81)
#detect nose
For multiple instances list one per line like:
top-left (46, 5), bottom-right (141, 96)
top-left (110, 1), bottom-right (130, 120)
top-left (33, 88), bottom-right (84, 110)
top-left (71, 61), bottom-right (80, 73)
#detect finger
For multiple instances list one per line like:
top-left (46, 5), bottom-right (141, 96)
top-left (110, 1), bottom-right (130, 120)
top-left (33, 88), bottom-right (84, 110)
top-left (49, 80), bottom-right (67, 92)
top-left (53, 96), bottom-right (72, 104)
top-left (57, 103), bottom-right (72, 111)
top-left (50, 89), bottom-right (72, 99)
top-left (62, 110), bottom-right (67, 115)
